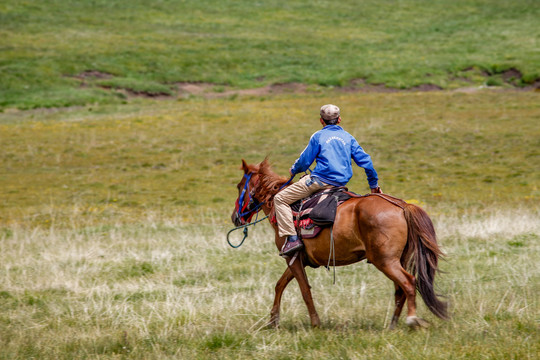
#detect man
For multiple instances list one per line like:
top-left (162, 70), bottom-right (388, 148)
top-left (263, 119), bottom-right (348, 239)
top-left (275, 104), bottom-right (382, 256)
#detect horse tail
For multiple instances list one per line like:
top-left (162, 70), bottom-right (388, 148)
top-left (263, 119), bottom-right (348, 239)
top-left (402, 203), bottom-right (449, 320)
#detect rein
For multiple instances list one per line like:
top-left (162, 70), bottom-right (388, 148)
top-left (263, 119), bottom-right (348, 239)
top-left (226, 213), bottom-right (269, 248)
top-left (227, 174), bottom-right (295, 248)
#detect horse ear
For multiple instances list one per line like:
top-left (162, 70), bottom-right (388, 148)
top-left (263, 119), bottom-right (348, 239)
top-left (241, 159), bottom-right (249, 173)
top-left (259, 157), bottom-right (270, 173)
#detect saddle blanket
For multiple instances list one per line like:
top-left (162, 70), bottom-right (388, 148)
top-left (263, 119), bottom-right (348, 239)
top-left (272, 187), bottom-right (366, 239)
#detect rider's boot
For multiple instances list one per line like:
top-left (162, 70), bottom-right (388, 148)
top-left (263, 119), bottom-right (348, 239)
top-left (280, 235), bottom-right (304, 256)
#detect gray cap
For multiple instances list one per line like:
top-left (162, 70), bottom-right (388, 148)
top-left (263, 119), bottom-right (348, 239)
top-left (320, 104), bottom-right (340, 121)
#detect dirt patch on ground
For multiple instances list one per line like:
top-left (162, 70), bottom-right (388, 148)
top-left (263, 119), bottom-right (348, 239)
top-left (501, 68), bottom-right (522, 81)
top-left (501, 68), bottom-right (523, 86)
top-left (73, 70), bottom-right (114, 80)
top-left (72, 70), bottom-right (539, 100)
top-left (111, 88), bottom-right (174, 99)
top-left (176, 80), bottom-right (446, 98)
top-left (176, 82), bottom-right (309, 98)
top-left (172, 79), bottom-right (540, 99)
top-left (343, 79), bottom-right (399, 93)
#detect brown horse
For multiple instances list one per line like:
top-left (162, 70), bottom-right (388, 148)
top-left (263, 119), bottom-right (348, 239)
top-left (231, 159), bottom-right (448, 329)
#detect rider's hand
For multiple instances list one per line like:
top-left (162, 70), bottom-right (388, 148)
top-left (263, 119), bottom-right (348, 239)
top-left (371, 186), bottom-right (383, 194)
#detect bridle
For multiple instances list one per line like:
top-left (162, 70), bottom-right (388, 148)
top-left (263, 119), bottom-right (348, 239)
top-left (234, 172), bottom-right (264, 224)
top-left (228, 172), bottom-right (267, 248)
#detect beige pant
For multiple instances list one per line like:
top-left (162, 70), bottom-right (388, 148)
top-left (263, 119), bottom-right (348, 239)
top-left (274, 175), bottom-right (332, 237)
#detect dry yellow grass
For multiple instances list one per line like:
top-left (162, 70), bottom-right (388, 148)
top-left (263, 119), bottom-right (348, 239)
top-left (0, 208), bottom-right (538, 359)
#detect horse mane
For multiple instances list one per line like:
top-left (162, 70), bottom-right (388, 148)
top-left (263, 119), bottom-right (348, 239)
top-left (254, 159), bottom-right (290, 206)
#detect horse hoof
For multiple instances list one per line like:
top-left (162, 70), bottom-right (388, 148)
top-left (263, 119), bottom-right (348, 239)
top-left (268, 315), bottom-right (280, 329)
top-left (388, 315), bottom-right (400, 330)
top-left (406, 316), bottom-right (429, 328)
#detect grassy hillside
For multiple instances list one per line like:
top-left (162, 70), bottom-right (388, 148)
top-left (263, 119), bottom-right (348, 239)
top-left (1, 0), bottom-right (539, 109)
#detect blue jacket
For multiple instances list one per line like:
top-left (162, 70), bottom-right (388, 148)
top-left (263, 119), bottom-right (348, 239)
top-left (290, 125), bottom-right (379, 188)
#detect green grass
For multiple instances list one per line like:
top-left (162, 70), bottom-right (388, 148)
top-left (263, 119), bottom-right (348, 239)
top-left (1, 0), bottom-right (539, 109)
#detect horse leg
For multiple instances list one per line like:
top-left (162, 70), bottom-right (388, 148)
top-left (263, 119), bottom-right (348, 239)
top-left (389, 284), bottom-right (406, 330)
top-left (269, 267), bottom-right (294, 328)
top-left (375, 260), bottom-right (429, 329)
top-left (287, 255), bottom-right (321, 327)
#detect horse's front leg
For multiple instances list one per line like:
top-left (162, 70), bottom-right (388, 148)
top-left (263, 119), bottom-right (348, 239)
top-left (286, 253), bottom-right (321, 327)
top-left (269, 267), bottom-right (294, 328)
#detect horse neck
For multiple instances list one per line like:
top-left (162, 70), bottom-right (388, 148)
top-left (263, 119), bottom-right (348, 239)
top-left (255, 171), bottom-right (288, 208)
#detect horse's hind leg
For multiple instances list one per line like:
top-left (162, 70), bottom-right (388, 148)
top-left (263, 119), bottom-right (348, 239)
top-left (269, 267), bottom-right (294, 328)
top-left (375, 260), bottom-right (429, 329)
top-left (389, 284), bottom-right (406, 330)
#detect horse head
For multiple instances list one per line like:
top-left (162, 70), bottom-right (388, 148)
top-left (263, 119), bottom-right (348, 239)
top-left (231, 158), bottom-right (289, 226)
top-left (231, 159), bottom-right (263, 226)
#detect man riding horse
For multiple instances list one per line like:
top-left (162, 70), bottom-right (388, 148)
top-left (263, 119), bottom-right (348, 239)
top-left (276, 104), bottom-right (383, 256)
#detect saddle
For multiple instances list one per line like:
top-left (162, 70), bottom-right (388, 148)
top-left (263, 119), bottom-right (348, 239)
top-left (272, 187), bottom-right (365, 239)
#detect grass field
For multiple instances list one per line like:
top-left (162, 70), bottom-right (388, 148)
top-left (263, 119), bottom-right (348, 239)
top-left (1, 0), bottom-right (539, 109)
top-left (1, 0), bottom-right (539, 358)
top-left (1, 91), bottom-right (539, 358)
top-left (0, 208), bottom-right (538, 359)
top-left (1, 91), bottom-right (538, 227)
